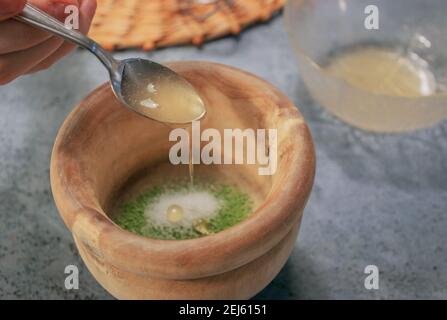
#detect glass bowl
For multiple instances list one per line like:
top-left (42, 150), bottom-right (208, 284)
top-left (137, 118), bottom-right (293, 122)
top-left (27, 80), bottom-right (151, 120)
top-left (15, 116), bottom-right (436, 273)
top-left (285, 0), bottom-right (447, 132)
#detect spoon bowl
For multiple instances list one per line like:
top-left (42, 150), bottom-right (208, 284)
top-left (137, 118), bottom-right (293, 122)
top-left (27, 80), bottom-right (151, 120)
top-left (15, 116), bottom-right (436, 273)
top-left (115, 58), bottom-right (206, 124)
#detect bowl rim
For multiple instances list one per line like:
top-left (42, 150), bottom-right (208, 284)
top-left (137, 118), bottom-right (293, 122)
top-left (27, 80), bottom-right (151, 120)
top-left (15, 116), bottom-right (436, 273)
top-left (50, 61), bottom-right (316, 280)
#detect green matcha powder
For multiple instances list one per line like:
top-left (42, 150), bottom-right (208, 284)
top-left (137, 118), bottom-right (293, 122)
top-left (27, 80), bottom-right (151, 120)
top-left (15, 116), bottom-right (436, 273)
top-left (113, 181), bottom-right (253, 240)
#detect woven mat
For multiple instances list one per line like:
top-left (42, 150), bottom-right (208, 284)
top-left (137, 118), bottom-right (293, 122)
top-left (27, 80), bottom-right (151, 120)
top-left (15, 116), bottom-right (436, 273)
top-left (88, 0), bottom-right (285, 51)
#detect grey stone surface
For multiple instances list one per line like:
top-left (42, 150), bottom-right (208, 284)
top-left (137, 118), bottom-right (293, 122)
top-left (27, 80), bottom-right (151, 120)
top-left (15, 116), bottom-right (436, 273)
top-left (1, 15), bottom-right (447, 300)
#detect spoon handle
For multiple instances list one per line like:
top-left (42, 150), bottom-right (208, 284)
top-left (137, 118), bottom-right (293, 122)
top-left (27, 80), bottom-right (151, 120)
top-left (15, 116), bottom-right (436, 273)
top-left (14, 3), bottom-right (118, 72)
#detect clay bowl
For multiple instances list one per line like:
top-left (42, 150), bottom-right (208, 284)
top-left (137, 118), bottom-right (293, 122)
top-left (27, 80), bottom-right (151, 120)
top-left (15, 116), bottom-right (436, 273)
top-left (50, 61), bottom-right (315, 299)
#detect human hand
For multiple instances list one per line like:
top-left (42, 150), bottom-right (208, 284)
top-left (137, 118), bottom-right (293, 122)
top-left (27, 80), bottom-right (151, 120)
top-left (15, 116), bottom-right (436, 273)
top-left (0, 0), bottom-right (97, 85)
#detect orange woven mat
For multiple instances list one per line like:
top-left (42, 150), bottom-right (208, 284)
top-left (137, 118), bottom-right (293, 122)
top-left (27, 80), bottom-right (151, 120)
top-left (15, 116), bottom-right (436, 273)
top-left (88, 0), bottom-right (285, 51)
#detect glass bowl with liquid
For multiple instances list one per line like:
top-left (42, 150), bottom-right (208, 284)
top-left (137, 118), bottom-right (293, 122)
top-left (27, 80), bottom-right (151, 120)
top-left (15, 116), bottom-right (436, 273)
top-left (285, 0), bottom-right (447, 132)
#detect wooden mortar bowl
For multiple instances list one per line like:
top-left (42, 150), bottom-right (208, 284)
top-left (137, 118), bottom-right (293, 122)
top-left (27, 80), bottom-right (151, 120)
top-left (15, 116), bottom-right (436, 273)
top-left (50, 61), bottom-right (315, 299)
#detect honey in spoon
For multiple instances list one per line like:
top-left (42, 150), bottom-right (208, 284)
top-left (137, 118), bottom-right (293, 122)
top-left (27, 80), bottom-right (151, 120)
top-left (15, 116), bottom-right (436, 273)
top-left (120, 61), bottom-right (206, 124)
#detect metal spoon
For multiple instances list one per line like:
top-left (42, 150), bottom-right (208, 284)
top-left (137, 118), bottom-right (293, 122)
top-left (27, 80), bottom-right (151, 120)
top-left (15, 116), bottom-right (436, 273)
top-left (15, 3), bottom-right (206, 124)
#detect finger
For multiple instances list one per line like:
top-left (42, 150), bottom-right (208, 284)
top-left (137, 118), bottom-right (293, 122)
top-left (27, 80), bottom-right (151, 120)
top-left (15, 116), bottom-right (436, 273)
top-left (0, 0), bottom-right (79, 54)
top-left (0, 19), bottom-right (54, 54)
top-left (0, 0), bottom-right (25, 21)
top-left (79, 0), bottom-right (98, 33)
top-left (26, 0), bottom-right (97, 74)
top-left (0, 37), bottom-right (63, 84)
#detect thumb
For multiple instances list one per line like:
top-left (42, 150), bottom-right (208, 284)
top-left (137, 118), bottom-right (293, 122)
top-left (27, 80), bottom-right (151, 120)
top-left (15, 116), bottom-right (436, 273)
top-left (0, 0), bottom-right (26, 21)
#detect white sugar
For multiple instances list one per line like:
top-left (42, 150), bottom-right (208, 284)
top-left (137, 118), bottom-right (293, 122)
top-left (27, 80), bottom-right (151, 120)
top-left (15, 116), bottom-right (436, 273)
top-left (144, 190), bottom-right (220, 228)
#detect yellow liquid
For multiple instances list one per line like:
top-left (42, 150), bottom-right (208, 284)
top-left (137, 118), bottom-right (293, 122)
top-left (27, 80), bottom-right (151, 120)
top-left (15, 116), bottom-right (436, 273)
top-left (122, 76), bottom-right (206, 124)
top-left (189, 125), bottom-right (194, 186)
top-left (325, 47), bottom-right (436, 97)
top-left (166, 204), bottom-right (184, 223)
top-left (123, 76), bottom-right (205, 185)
